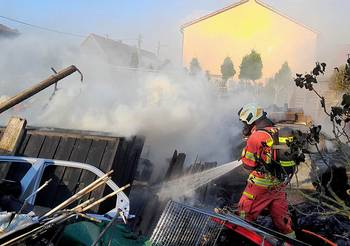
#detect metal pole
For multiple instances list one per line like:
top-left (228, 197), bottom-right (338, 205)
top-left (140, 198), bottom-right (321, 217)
top-left (0, 65), bottom-right (83, 114)
top-left (91, 213), bottom-right (119, 246)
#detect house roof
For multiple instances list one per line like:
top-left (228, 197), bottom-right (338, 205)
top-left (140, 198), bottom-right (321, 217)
top-left (82, 33), bottom-right (158, 61)
top-left (181, 0), bottom-right (317, 34)
top-left (0, 23), bottom-right (19, 36)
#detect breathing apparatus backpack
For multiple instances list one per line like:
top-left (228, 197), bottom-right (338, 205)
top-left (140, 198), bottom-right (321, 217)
top-left (258, 127), bottom-right (298, 182)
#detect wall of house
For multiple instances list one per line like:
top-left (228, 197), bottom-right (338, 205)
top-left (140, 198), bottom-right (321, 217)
top-left (182, 0), bottom-right (317, 80)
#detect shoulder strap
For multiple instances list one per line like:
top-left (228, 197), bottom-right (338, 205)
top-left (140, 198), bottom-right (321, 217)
top-left (256, 127), bottom-right (280, 162)
top-left (256, 128), bottom-right (279, 144)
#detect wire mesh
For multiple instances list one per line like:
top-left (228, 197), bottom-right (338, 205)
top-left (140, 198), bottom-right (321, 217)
top-left (150, 201), bottom-right (225, 246)
top-left (151, 201), bottom-right (309, 246)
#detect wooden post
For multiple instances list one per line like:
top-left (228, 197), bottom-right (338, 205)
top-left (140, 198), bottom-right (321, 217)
top-left (0, 65), bottom-right (82, 114)
top-left (0, 117), bottom-right (26, 180)
top-left (0, 117), bottom-right (26, 155)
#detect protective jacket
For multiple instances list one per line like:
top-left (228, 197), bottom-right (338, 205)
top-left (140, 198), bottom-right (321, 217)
top-left (238, 118), bottom-right (295, 236)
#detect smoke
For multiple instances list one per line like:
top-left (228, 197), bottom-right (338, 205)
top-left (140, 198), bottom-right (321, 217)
top-left (157, 160), bottom-right (241, 201)
top-left (0, 35), bottom-right (270, 181)
top-left (1, 33), bottom-right (344, 184)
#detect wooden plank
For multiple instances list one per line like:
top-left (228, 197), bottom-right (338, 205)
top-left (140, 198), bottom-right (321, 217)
top-left (54, 137), bottom-right (77, 161)
top-left (47, 137), bottom-right (77, 207)
top-left (97, 137), bottom-right (129, 212)
top-left (113, 138), bottom-right (130, 187)
top-left (27, 129), bottom-right (117, 141)
top-left (118, 137), bottom-right (144, 192)
top-left (16, 133), bottom-right (30, 155)
top-left (89, 139), bottom-right (119, 212)
top-left (0, 117), bottom-right (26, 154)
top-left (124, 137), bottom-right (145, 194)
top-left (59, 138), bottom-right (92, 206)
top-left (6, 132), bottom-right (32, 181)
top-left (22, 134), bottom-right (45, 157)
top-left (6, 133), bottom-right (46, 181)
top-left (4, 125), bottom-right (145, 212)
top-left (11, 133), bottom-right (45, 200)
top-left (0, 65), bottom-right (80, 114)
top-left (35, 136), bottom-right (61, 206)
top-left (0, 117), bottom-right (26, 180)
top-left (76, 139), bottom-right (107, 201)
top-left (100, 137), bottom-right (144, 213)
top-left (99, 139), bottom-right (120, 173)
top-left (165, 150), bottom-right (178, 181)
top-left (38, 136), bottom-right (61, 159)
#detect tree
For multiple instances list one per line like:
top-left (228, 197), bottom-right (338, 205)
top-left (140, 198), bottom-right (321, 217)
top-left (205, 70), bottom-right (211, 81)
top-left (239, 50), bottom-right (263, 82)
top-left (274, 62), bottom-right (292, 83)
top-left (267, 62), bottom-right (292, 105)
top-left (292, 60), bottom-right (350, 220)
top-left (220, 57), bottom-right (236, 82)
top-left (189, 57), bottom-right (202, 76)
top-left (329, 65), bottom-right (350, 93)
top-left (130, 51), bottom-right (139, 68)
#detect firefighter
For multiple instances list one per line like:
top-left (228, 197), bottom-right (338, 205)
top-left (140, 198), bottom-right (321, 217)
top-left (237, 103), bottom-right (296, 238)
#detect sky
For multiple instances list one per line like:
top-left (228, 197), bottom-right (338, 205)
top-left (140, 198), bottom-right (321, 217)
top-left (1, 0), bottom-right (350, 64)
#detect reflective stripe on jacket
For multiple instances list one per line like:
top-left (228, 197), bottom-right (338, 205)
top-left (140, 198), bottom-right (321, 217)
top-left (241, 126), bottom-right (282, 187)
top-left (248, 172), bottom-right (281, 187)
top-left (241, 126), bottom-right (274, 168)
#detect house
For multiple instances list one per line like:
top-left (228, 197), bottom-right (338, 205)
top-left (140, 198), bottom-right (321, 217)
top-left (0, 23), bottom-right (19, 39)
top-left (80, 33), bottom-right (161, 69)
top-left (181, 0), bottom-right (317, 79)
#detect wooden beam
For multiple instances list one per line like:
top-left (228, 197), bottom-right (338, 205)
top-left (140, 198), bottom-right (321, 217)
top-left (0, 65), bottom-right (82, 114)
top-left (0, 117), bottom-right (26, 155)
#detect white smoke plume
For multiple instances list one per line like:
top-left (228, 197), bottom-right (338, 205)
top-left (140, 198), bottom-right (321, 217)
top-left (0, 35), bottom-right (269, 180)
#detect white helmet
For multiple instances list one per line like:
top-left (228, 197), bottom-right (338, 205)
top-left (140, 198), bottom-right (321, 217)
top-left (238, 103), bottom-right (264, 125)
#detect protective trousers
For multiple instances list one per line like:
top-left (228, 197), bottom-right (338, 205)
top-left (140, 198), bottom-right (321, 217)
top-left (238, 182), bottom-right (294, 235)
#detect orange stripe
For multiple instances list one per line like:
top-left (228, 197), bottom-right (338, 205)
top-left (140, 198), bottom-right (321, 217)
top-left (301, 229), bottom-right (337, 246)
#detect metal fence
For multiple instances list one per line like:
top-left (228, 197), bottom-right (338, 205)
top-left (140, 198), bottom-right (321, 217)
top-left (150, 201), bottom-right (225, 246)
top-left (150, 200), bottom-right (309, 246)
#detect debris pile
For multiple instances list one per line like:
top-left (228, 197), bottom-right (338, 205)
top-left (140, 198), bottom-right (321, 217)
top-left (0, 65), bottom-right (147, 245)
top-left (0, 170), bottom-right (130, 245)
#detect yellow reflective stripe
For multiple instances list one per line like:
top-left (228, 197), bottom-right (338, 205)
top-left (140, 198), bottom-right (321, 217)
top-left (241, 148), bottom-right (246, 157)
top-left (248, 174), bottom-right (280, 187)
top-left (243, 191), bottom-right (255, 200)
top-left (279, 136), bottom-right (294, 143)
top-left (244, 151), bottom-right (256, 161)
top-left (265, 153), bottom-right (271, 164)
top-left (280, 160), bottom-right (296, 167)
top-left (286, 231), bottom-right (296, 239)
top-left (249, 174), bottom-right (273, 185)
top-left (240, 210), bottom-right (246, 219)
top-left (248, 179), bottom-right (272, 187)
top-left (266, 138), bottom-right (273, 147)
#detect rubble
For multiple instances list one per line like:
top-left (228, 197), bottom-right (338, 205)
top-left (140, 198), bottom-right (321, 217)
top-left (0, 168), bottom-right (130, 245)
